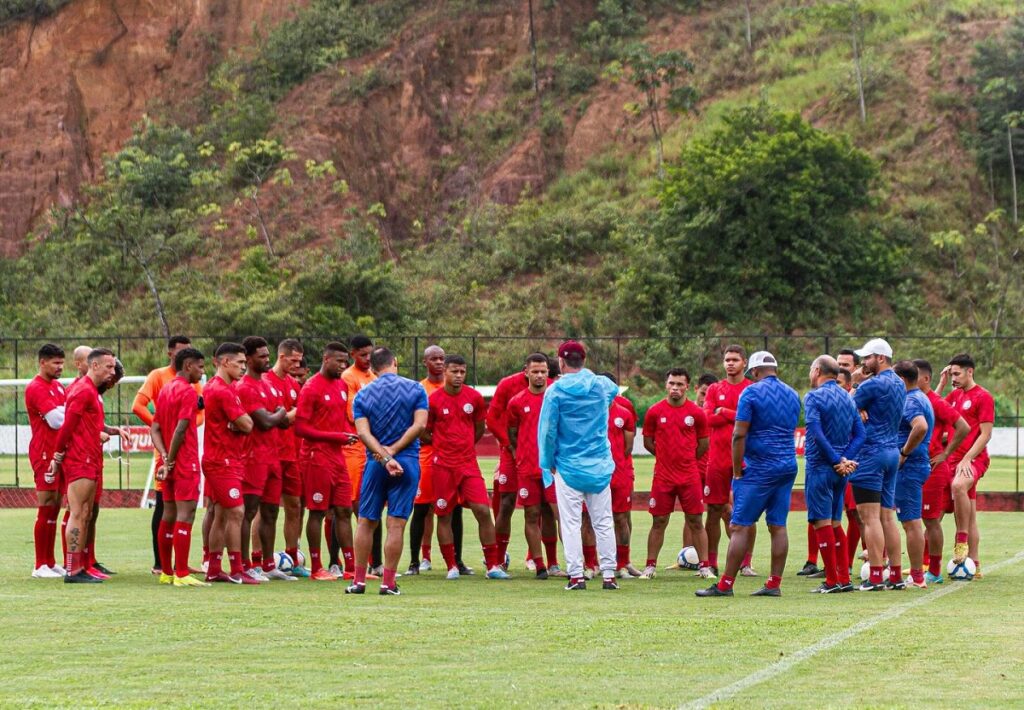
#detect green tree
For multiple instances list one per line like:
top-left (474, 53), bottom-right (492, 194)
top-left (807, 0), bottom-right (880, 123)
top-left (228, 138), bottom-right (297, 258)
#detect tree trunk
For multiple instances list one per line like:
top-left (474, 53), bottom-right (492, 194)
top-left (140, 262), bottom-right (171, 340)
top-left (743, 0), bottom-right (752, 51)
top-left (1009, 124), bottom-right (1018, 225)
top-left (249, 189), bottom-right (276, 258)
top-left (527, 0), bottom-right (540, 103)
top-left (647, 90), bottom-right (665, 178)
top-left (851, 29), bottom-right (866, 123)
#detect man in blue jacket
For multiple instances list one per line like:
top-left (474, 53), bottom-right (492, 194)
top-left (538, 341), bottom-right (620, 591)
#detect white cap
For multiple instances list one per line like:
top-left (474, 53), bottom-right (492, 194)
top-left (855, 338), bottom-right (893, 359)
top-left (746, 351), bottom-right (779, 373)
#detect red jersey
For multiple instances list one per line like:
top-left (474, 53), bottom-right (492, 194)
top-left (643, 399), bottom-right (708, 484)
top-left (614, 394), bottom-right (637, 422)
top-left (608, 401), bottom-right (636, 477)
top-left (428, 386), bottom-right (487, 467)
top-left (945, 384), bottom-right (995, 466)
top-left (296, 373), bottom-right (352, 466)
top-left (236, 375), bottom-right (278, 461)
top-left (507, 388), bottom-right (545, 479)
top-left (53, 376), bottom-right (105, 473)
top-left (926, 389), bottom-right (960, 459)
top-left (702, 379), bottom-right (751, 474)
top-left (25, 375), bottom-right (66, 472)
top-left (154, 376), bottom-right (200, 474)
top-left (202, 375), bottom-right (248, 468)
top-left (264, 369), bottom-right (300, 462)
top-left (486, 372), bottom-right (529, 449)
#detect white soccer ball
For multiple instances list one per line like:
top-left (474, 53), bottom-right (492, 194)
top-left (275, 551), bottom-right (294, 572)
top-left (947, 558), bottom-right (977, 580)
top-left (677, 546), bottom-right (700, 570)
top-left (859, 561), bottom-right (891, 582)
top-left (295, 549), bottom-right (305, 568)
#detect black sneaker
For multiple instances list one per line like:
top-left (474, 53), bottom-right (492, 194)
top-left (751, 585), bottom-right (782, 597)
top-left (405, 563), bottom-right (420, 576)
top-left (796, 562), bottom-right (821, 577)
top-left (344, 583), bottom-right (366, 595)
top-left (807, 568), bottom-right (826, 579)
top-left (695, 584), bottom-right (733, 597)
top-left (379, 584), bottom-right (401, 596)
top-left (885, 579), bottom-right (907, 591)
top-left (64, 570), bottom-right (102, 584)
top-left (602, 579), bottom-right (619, 590)
top-left (711, 566), bottom-right (720, 577)
top-left (457, 563), bottom-right (475, 576)
top-left (535, 568), bottom-right (549, 580)
top-left (857, 581), bottom-right (885, 591)
top-left (564, 578), bottom-right (587, 591)
top-left (93, 562), bottom-right (116, 575)
top-left (838, 582), bottom-right (856, 593)
top-left (814, 582), bottom-right (843, 594)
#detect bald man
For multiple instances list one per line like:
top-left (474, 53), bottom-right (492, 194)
top-left (72, 346), bottom-right (91, 378)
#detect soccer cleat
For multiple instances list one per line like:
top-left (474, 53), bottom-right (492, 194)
top-left (698, 566), bottom-right (717, 580)
top-left (813, 582), bottom-right (843, 594)
top-left (739, 565), bottom-right (759, 577)
top-left (547, 564), bottom-right (568, 578)
top-left (31, 566), bottom-right (63, 579)
top-left (885, 579), bottom-right (907, 591)
top-left (751, 586), bottom-right (782, 597)
top-left (446, 567), bottom-right (460, 580)
top-left (206, 572), bottom-right (236, 584)
top-left (616, 567), bottom-right (630, 579)
top-left (151, 566), bottom-right (162, 576)
top-left (173, 574), bottom-right (211, 587)
top-left (525, 557), bottom-right (537, 572)
top-left (973, 566), bottom-right (984, 580)
top-left (602, 578), bottom-right (619, 590)
top-left (291, 565), bottom-right (311, 578)
top-left (418, 559), bottom-right (432, 572)
top-left (838, 582), bottom-right (856, 593)
top-left (159, 573), bottom-right (174, 585)
top-left (406, 563), bottom-right (420, 576)
top-left (229, 572), bottom-right (261, 585)
top-left (639, 565), bottom-right (656, 580)
top-left (907, 577), bottom-right (928, 589)
top-left (245, 568), bottom-right (265, 583)
top-left (379, 584), bottom-right (402, 596)
top-left (85, 566), bottom-right (109, 580)
top-left (535, 567), bottom-right (549, 580)
top-left (370, 565), bottom-right (384, 577)
top-left (342, 571), bottom-right (356, 580)
top-left (457, 563), bottom-right (475, 576)
top-left (486, 567), bottom-right (511, 580)
top-left (796, 562), bottom-right (821, 577)
top-left (310, 569), bottom-right (336, 581)
top-left (583, 567), bottom-right (595, 580)
top-left (857, 581), bottom-right (885, 592)
top-left (501, 552), bottom-right (511, 571)
top-left (952, 542), bottom-right (968, 564)
top-left (807, 569), bottom-right (826, 579)
top-left (64, 570), bottom-right (102, 584)
top-left (344, 583), bottom-right (366, 595)
top-left (265, 568), bottom-right (297, 581)
top-left (328, 564), bottom-right (344, 579)
top-left (93, 562), bottom-right (116, 575)
top-left (564, 578), bottom-right (587, 591)
top-left (50, 564), bottom-right (67, 576)
top-left (858, 549), bottom-right (869, 561)
top-left (695, 584), bottom-right (732, 597)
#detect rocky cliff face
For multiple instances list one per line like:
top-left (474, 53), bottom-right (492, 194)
top-left (0, 0), bottom-right (302, 254)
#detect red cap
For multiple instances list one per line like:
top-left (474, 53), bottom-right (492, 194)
top-left (558, 340), bottom-right (586, 359)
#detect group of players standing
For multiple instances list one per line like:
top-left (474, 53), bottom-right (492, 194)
top-left (23, 333), bottom-right (993, 595)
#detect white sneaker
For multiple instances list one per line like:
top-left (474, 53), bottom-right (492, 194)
top-left (328, 564), bottom-right (343, 579)
top-left (245, 568), bottom-right (265, 583)
top-left (583, 567), bottom-right (595, 580)
top-left (50, 564), bottom-right (67, 576)
top-left (547, 564), bottom-right (568, 578)
top-left (265, 568), bottom-right (297, 581)
top-left (370, 565), bottom-right (384, 576)
top-left (201, 560), bottom-right (209, 574)
top-left (616, 567), bottom-right (630, 579)
top-left (526, 557), bottom-right (537, 572)
top-left (31, 565), bottom-right (62, 579)
top-left (418, 559), bottom-right (432, 572)
top-left (639, 565), bottom-right (656, 579)
top-left (446, 567), bottom-right (460, 580)
top-left (698, 566), bottom-right (718, 580)
top-left (739, 565), bottom-right (759, 577)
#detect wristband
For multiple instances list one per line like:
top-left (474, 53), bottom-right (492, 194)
top-left (382, 455), bottom-right (392, 464)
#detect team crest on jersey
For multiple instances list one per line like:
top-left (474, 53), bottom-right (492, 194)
top-left (312, 492), bottom-right (324, 503)
top-left (463, 403), bottom-right (474, 414)
top-left (684, 415), bottom-right (695, 427)
top-left (963, 400), bottom-right (972, 410)
top-left (260, 390), bottom-right (266, 398)
top-left (519, 487), bottom-right (529, 499)
top-left (648, 497), bottom-right (656, 508)
top-left (704, 485), bottom-right (711, 497)
top-left (324, 394), bottom-right (330, 401)
top-left (437, 498), bottom-right (448, 510)
top-left (660, 417), bottom-right (667, 423)
top-left (290, 389), bottom-right (298, 399)
top-left (442, 408), bottom-right (450, 415)
top-left (498, 473), bottom-right (508, 485)
top-left (229, 488), bottom-right (241, 499)
top-left (614, 417), bottom-right (625, 428)
top-left (524, 406), bottom-right (531, 413)
top-left (342, 391), bottom-right (348, 401)
top-left (719, 394), bottom-right (725, 400)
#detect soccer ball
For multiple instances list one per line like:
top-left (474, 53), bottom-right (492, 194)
top-left (947, 558), bottom-right (977, 581)
top-left (295, 549), bottom-right (305, 568)
top-left (677, 546), bottom-right (700, 570)
top-left (859, 562), bottom-right (891, 582)
top-left (274, 551), bottom-right (294, 572)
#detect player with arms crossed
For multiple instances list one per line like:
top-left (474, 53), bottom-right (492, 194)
top-left (697, 351), bottom-right (800, 597)
top-left (26, 344), bottom-right (67, 578)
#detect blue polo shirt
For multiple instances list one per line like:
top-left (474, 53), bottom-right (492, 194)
top-left (735, 375), bottom-right (800, 478)
top-left (853, 369), bottom-right (906, 451)
top-left (899, 388), bottom-right (934, 468)
top-left (804, 380), bottom-right (864, 467)
top-left (352, 373), bottom-right (428, 455)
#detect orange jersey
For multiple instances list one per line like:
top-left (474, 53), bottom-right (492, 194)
top-left (342, 364), bottom-right (377, 497)
top-left (418, 378), bottom-right (444, 471)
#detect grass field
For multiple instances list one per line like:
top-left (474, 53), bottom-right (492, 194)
top-left (1, 508), bottom-right (1022, 707)
top-left (2, 454), bottom-right (1023, 492)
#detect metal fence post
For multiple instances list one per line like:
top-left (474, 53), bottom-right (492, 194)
top-left (117, 336), bottom-right (123, 489)
top-left (1017, 397), bottom-right (1020, 494)
top-left (616, 336), bottom-right (622, 385)
top-left (472, 336), bottom-right (478, 387)
top-left (413, 336), bottom-right (419, 381)
top-left (13, 337), bottom-right (18, 487)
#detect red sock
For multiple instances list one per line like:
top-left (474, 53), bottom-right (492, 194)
top-left (309, 548), bottom-right (323, 574)
top-left (869, 565), bottom-right (883, 584)
top-left (68, 550), bottom-right (83, 576)
top-left (708, 551), bottom-right (719, 568)
top-left (807, 524), bottom-right (818, 565)
top-left (207, 551), bottom-right (223, 577)
top-left (845, 514), bottom-right (860, 568)
top-left (61, 510), bottom-right (70, 564)
top-left (285, 547), bottom-right (299, 567)
top-left (741, 551), bottom-right (753, 568)
top-left (228, 550), bottom-right (243, 575)
top-left (832, 525), bottom-right (851, 584)
top-left (342, 547), bottom-right (355, 573)
top-left (955, 531), bottom-right (968, 544)
top-left (766, 574), bottom-right (782, 590)
top-left (814, 526), bottom-right (837, 586)
top-left (616, 544), bottom-right (630, 569)
top-left (158, 520), bottom-right (174, 575)
top-left (542, 536), bottom-right (559, 568)
top-left (889, 565), bottom-right (902, 583)
top-left (252, 550), bottom-right (263, 568)
top-left (421, 544), bottom-right (431, 562)
top-left (910, 568), bottom-right (924, 584)
top-left (533, 556), bottom-right (546, 572)
top-left (717, 575), bottom-right (735, 592)
top-left (441, 543), bottom-right (457, 571)
top-left (88, 541), bottom-right (97, 568)
top-left (382, 568), bottom-right (397, 589)
top-left (173, 522), bottom-right (193, 577)
top-left (483, 543), bottom-right (499, 569)
top-left (583, 545), bottom-right (598, 570)
top-left (354, 565), bottom-right (367, 586)
top-left (33, 506), bottom-right (50, 569)
top-left (496, 534), bottom-right (510, 565)
top-left (929, 554), bottom-right (943, 576)
top-left (44, 506), bottom-right (59, 567)
top-left (646, 558), bottom-right (657, 568)
top-left (261, 556), bottom-right (276, 572)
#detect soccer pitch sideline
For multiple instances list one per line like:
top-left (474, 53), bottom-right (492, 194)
top-left (2, 512), bottom-right (1023, 707)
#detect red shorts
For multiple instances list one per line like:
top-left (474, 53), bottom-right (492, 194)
top-left (494, 452), bottom-right (518, 494)
top-left (415, 461), bottom-right (434, 505)
top-left (64, 465), bottom-right (100, 487)
top-left (611, 473), bottom-right (634, 514)
top-left (649, 477), bottom-right (704, 516)
top-left (32, 460), bottom-right (60, 493)
top-left (517, 476), bottom-right (550, 507)
top-left (303, 458), bottom-right (352, 512)
top-left (949, 457), bottom-right (988, 501)
top-left (280, 460), bottom-right (302, 498)
top-left (704, 466), bottom-right (732, 506)
top-left (844, 481), bottom-right (856, 510)
top-left (163, 461), bottom-right (200, 502)
top-left (433, 461), bottom-right (488, 515)
top-left (203, 462), bottom-right (244, 509)
top-left (921, 461), bottom-right (953, 519)
top-left (242, 461), bottom-right (269, 499)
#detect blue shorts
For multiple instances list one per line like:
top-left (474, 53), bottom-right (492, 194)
top-left (849, 447), bottom-right (899, 508)
top-left (731, 471), bottom-right (797, 527)
top-left (894, 462), bottom-right (930, 522)
top-left (357, 453), bottom-right (420, 521)
top-left (805, 462), bottom-right (846, 523)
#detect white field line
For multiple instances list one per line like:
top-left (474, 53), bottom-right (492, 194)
top-left (681, 549), bottom-right (1024, 710)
